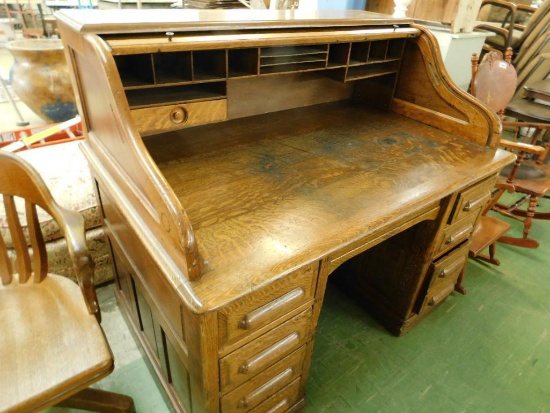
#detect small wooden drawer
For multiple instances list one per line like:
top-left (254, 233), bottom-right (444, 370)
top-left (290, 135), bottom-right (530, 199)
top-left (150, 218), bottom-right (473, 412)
top-left (130, 99), bottom-right (227, 135)
top-left (421, 242), bottom-right (470, 312)
top-left (435, 212), bottom-right (478, 257)
top-left (218, 263), bottom-right (318, 350)
top-left (427, 241), bottom-right (470, 290)
top-left (448, 176), bottom-right (495, 224)
top-left (220, 347), bottom-right (306, 412)
top-left (248, 378), bottom-right (301, 413)
top-left (421, 280), bottom-right (456, 312)
top-left (219, 308), bottom-right (312, 393)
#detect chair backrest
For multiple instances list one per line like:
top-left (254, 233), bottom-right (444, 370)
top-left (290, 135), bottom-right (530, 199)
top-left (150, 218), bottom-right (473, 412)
top-left (515, 52), bottom-right (550, 100)
top-left (472, 50), bottom-right (518, 113)
top-left (514, 31), bottom-right (550, 74)
top-left (519, 7), bottom-right (550, 53)
top-left (0, 151), bottom-right (98, 313)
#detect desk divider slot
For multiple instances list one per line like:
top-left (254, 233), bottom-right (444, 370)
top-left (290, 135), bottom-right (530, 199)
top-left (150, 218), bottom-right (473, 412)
top-left (125, 82), bottom-right (226, 108)
top-left (192, 49), bottom-right (227, 81)
top-left (228, 48), bottom-right (259, 77)
top-left (259, 44), bottom-right (328, 74)
top-left (153, 51), bottom-right (193, 84)
top-left (115, 54), bottom-right (154, 87)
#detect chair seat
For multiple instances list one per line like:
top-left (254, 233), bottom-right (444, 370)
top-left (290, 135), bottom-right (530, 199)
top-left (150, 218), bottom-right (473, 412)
top-left (497, 160), bottom-right (550, 197)
top-left (506, 98), bottom-right (550, 123)
top-left (0, 274), bottom-right (114, 413)
top-left (469, 215), bottom-right (511, 256)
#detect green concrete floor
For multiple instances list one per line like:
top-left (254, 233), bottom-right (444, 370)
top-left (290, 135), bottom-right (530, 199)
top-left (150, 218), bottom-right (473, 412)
top-left (47, 196), bottom-right (550, 413)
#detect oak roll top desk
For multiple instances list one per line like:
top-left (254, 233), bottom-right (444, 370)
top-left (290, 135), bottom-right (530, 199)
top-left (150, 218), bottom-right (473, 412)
top-left (56, 9), bottom-right (515, 413)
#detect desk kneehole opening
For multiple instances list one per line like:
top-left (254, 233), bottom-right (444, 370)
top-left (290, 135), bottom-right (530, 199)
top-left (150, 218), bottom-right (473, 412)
top-left (170, 106), bottom-right (188, 125)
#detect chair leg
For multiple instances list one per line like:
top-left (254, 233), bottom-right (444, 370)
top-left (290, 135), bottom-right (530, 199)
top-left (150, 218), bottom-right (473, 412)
top-left (498, 195), bottom-right (541, 249)
top-left (57, 388), bottom-right (135, 413)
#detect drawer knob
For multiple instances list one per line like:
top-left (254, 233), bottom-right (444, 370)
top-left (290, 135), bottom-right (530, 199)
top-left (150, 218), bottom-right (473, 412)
top-left (170, 107), bottom-right (188, 125)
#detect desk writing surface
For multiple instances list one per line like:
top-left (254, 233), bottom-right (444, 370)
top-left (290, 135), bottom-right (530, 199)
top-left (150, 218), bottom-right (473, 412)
top-left (145, 102), bottom-right (512, 311)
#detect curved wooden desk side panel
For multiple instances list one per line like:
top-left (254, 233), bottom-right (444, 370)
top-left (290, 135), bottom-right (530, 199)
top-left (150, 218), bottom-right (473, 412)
top-left (393, 25), bottom-right (502, 148)
top-left (57, 24), bottom-right (202, 283)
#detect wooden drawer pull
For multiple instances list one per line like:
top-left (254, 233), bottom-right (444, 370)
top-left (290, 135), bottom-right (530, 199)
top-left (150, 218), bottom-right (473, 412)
top-left (238, 287), bottom-right (305, 331)
top-left (265, 398), bottom-right (290, 413)
top-left (238, 333), bottom-right (300, 375)
top-left (237, 368), bottom-right (294, 409)
top-left (428, 283), bottom-right (455, 306)
top-left (463, 193), bottom-right (489, 212)
top-left (445, 225), bottom-right (473, 245)
top-left (439, 256), bottom-right (466, 278)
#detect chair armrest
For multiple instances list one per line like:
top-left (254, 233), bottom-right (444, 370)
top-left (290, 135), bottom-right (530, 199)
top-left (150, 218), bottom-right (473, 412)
top-left (57, 207), bottom-right (100, 320)
top-left (499, 138), bottom-right (546, 155)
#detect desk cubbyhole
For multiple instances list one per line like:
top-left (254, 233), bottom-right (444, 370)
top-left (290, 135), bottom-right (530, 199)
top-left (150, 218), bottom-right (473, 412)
top-left (125, 81), bottom-right (226, 108)
top-left (349, 42), bottom-right (371, 65)
top-left (387, 38), bottom-right (406, 60)
top-left (115, 54), bottom-right (154, 87)
top-left (259, 44), bottom-right (328, 74)
top-left (228, 48), bottom-right (259, 77)
top-left (328, 42), bottom-right (351, 67)
top-left (368, 40), bottom-right (389, 62)
top-left (345, 61), bottom-right (400, 81)
top-left (153, 52), bottom-right (193, 84)
top-left (192, 50), bottom-right (227, 81)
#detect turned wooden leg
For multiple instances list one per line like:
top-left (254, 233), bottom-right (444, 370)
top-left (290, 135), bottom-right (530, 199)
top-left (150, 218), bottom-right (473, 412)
top-left (523, 195), bottom-right (538, 241)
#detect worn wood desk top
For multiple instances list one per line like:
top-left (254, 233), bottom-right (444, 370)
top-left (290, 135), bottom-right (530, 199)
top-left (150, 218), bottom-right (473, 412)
top-left (145, 102), bottom-right (512, 312)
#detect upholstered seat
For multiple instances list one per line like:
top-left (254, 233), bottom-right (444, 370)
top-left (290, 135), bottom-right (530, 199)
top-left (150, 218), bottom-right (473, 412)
top-left (0, 141), bottom-right (113, 284)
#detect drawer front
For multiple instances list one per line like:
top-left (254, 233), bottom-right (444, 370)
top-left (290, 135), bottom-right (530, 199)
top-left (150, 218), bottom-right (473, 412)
top-left (248, 378), bottom-right (301, 413)
top-left (221, 347), bottom-right (306, 412)
top-left (449, 176), bottom-right (495, 224)
top-left (219, 308), bottom-right (312, 392)
top-left (427, 242), bottom-right (470, 290)
top-left (131, 99), bottom-right (227, 135)
top-left (421, 244), bottom-right (470, 312)
top-left (435, 212), bottom-right (478, 257)
top-left (218, 263), bottom-right (318, 349)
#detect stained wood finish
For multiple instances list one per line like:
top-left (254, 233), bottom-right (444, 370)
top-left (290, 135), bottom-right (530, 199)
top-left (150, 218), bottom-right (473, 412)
top-left (56, 9), bottom-right (515, 413)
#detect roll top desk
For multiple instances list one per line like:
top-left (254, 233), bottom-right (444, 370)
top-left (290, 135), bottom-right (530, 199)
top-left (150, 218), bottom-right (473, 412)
top-left (56, 9), bottom-right (514, 413)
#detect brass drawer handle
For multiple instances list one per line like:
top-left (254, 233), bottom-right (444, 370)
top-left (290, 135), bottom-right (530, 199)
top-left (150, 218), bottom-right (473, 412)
top-left (439, 256), bottom-right (466, 278)
top-left (238, 287), bottom-right (305, 331)
top-left (238, 333), bottom-right (300, 375)
top-left (463, 193), bottom-right (489, 212)
top-left (237, 368), bottom-right (294, 409)
top-left (446, 225), bottom-right (473, 245)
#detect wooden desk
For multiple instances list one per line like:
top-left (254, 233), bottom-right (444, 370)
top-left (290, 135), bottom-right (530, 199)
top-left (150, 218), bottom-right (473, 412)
top-left (56, 9), bottom-right (514, 413)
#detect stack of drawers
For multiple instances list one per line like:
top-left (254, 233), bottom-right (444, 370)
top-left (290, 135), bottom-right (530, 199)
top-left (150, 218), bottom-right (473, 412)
top-left (217, 263), bottom-right (319, 412)
top-left (419, 176), bottom-right (496, 313)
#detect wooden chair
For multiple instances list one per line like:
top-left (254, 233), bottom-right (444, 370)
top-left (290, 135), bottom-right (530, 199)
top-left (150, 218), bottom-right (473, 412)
top-left (475, 0), bottom-right (550, 55)
top-left (0, 151), bottom-right (134, 412)
top-left (472, 50), bottom-right (550, 249)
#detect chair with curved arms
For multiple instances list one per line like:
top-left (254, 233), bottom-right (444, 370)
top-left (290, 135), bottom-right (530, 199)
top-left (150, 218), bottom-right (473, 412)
top-left (472, 49), bottom-right (550, 250)
top-left (475, 0), bottom-right (550, 56)
top-left (0, 150), bottom-right (134, 412)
